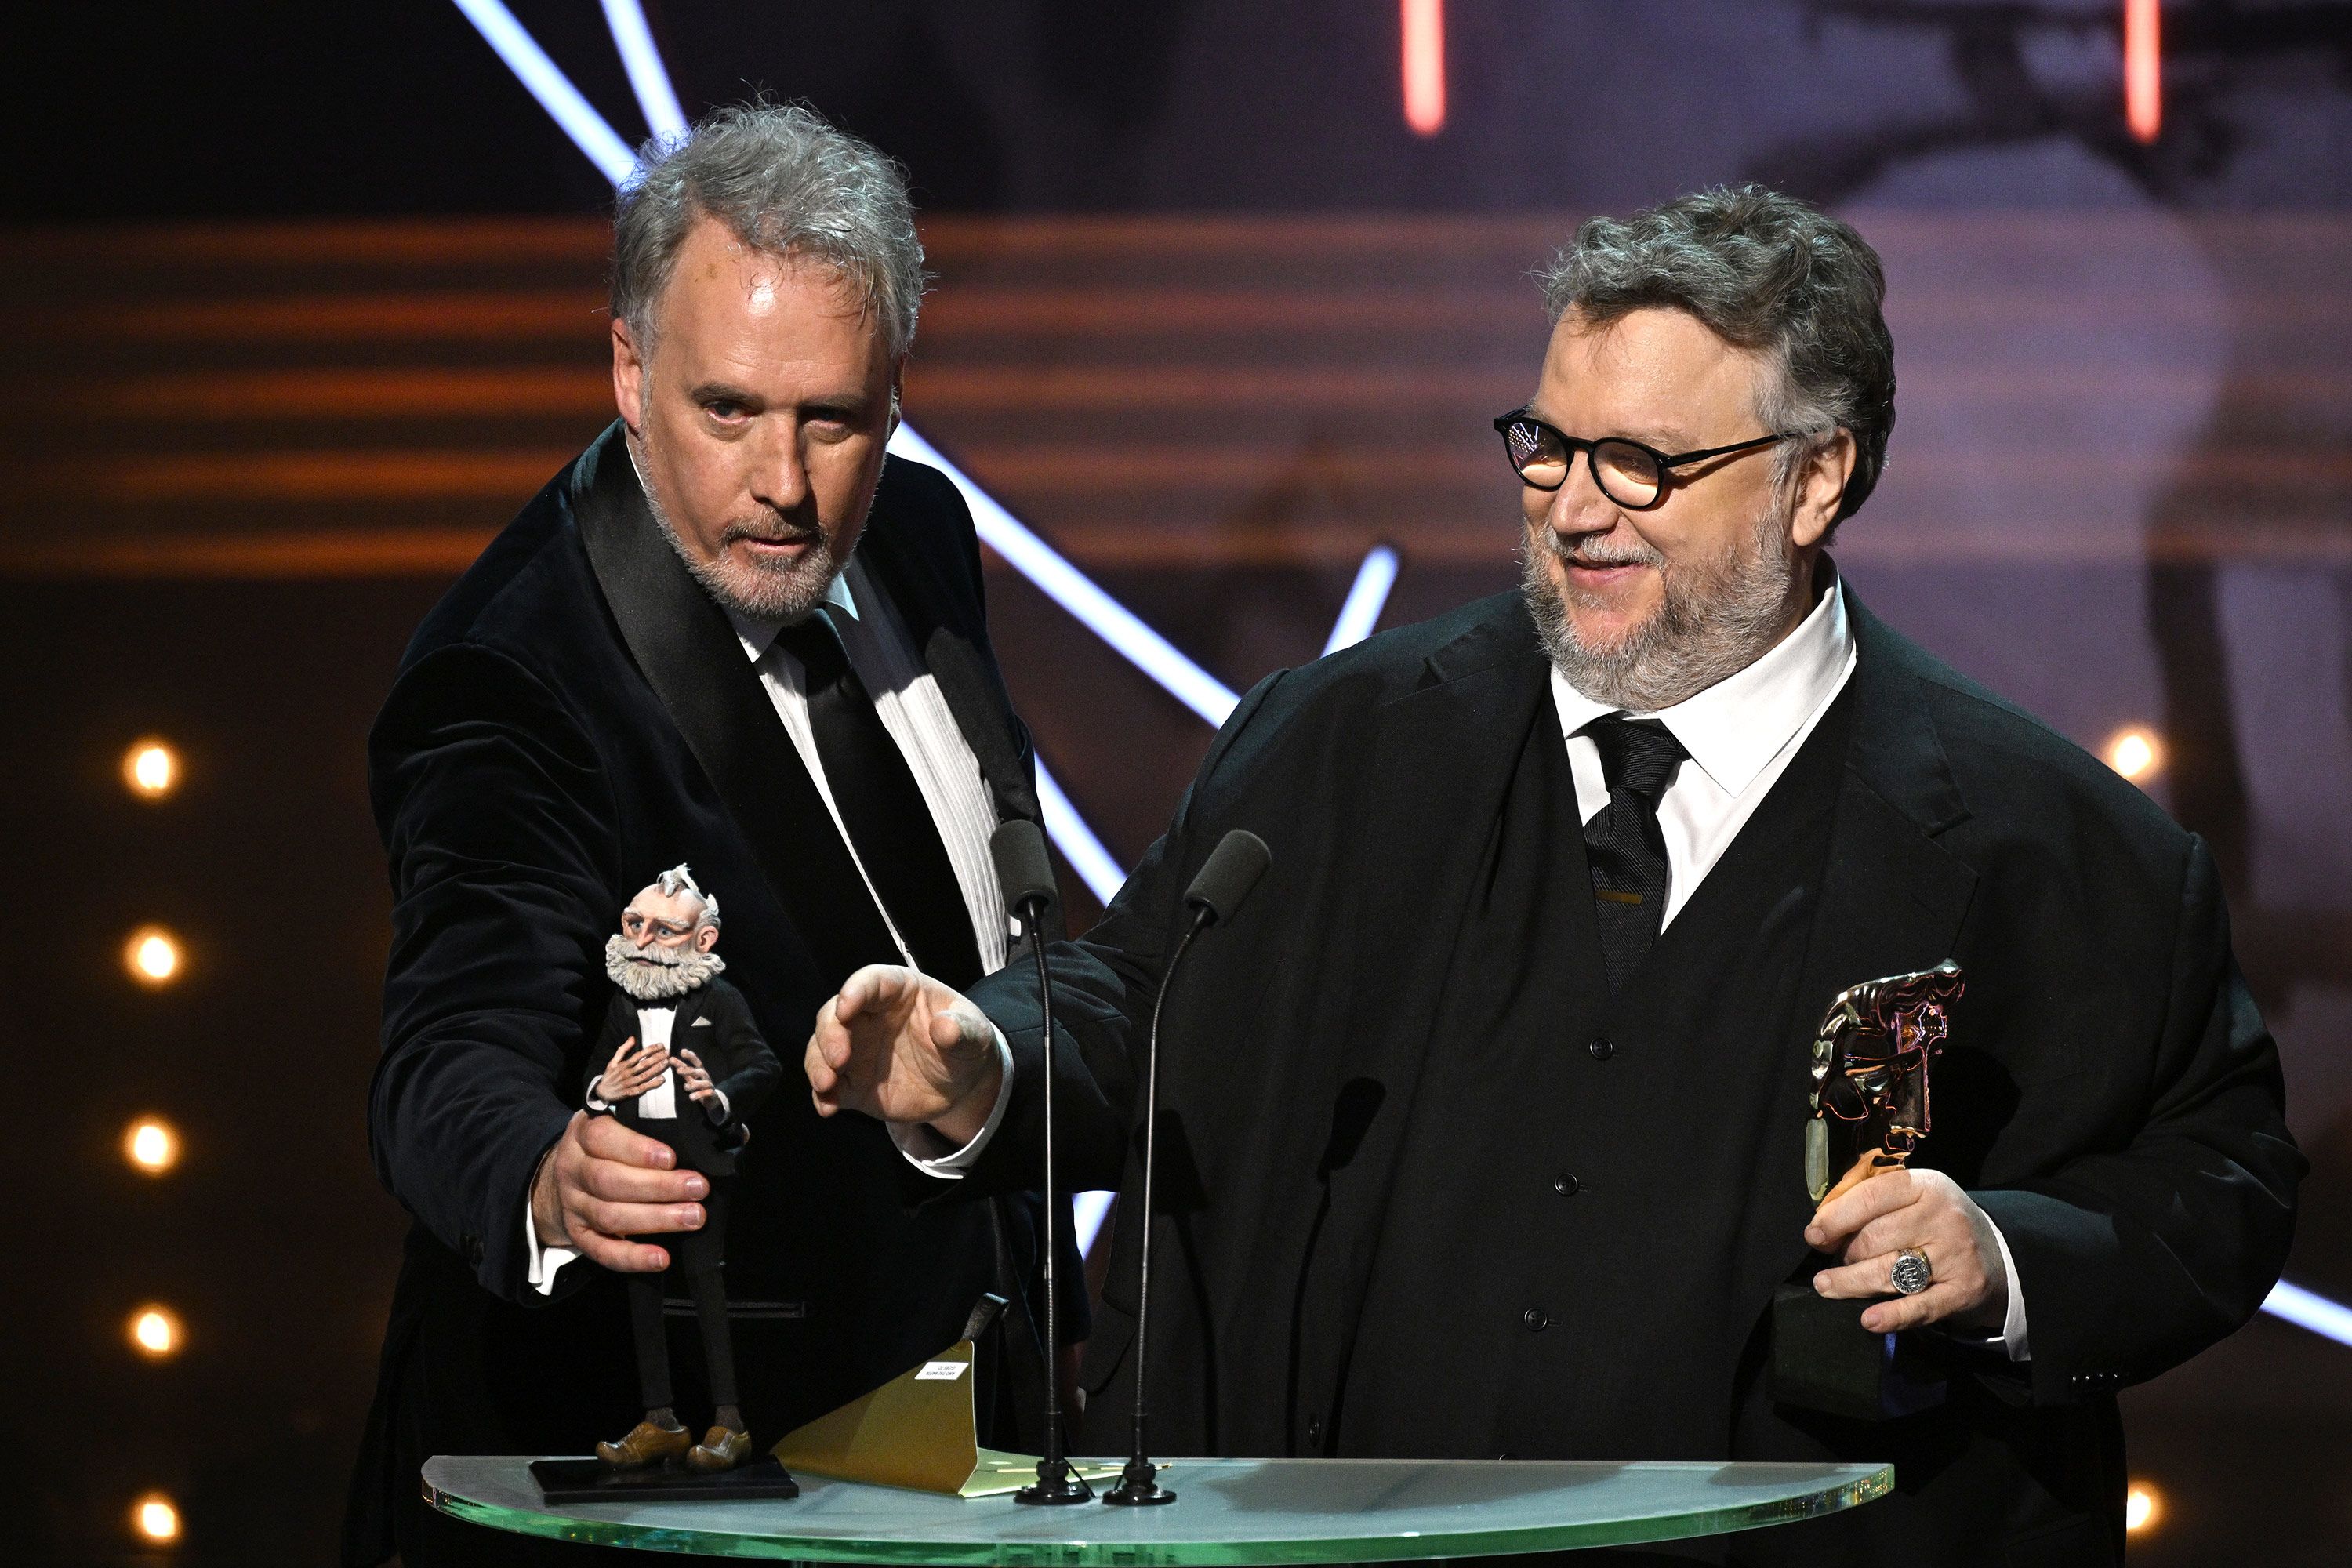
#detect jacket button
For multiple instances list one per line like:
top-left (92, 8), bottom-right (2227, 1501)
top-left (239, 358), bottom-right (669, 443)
top-left (1306, 1416), bottom-right (1323, 1446)
top-left (1522, 1306), bottom-right (1549, 1332)
top-left (1552, 1173), bottom-right (1580, 1196)
top-left (1587, 1035), bottom-right (1614, 1061)
top-left (463, 1233), bottom-right (485, 1265)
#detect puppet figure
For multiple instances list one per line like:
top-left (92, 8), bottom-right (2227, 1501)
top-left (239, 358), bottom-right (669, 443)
top-left (589, 866), bottom-right (782, 1473)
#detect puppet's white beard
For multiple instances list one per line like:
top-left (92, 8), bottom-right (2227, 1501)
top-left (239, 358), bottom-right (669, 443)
top-left (605, 934), bottom-right (726, 1001)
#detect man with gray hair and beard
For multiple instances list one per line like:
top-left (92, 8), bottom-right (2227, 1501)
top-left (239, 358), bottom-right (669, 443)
top-left (805, 186), bottom-right (2299, 1563)
top-left (585, 866), bottom-right (780, 1474)
top-left (351, 103), bottom-right (1076, 1566)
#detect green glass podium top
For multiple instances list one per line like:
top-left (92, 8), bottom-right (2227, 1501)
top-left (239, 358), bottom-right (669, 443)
top-left (422, 1454), bottom-right (1892, 1563)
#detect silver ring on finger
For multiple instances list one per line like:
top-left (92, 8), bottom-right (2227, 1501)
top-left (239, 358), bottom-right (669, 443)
top-left (1890, 1246), bottom-right (1933, 1297)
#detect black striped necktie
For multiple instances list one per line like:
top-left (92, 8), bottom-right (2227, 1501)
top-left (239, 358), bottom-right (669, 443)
top-left (1579, 714), bottom-right (1688, 991)
top-left (770, 613), bottom-right (985, 990)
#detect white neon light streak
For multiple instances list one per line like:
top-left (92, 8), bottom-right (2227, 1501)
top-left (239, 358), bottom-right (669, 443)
top-left (2264, 1280), bottom-right (2352, 1348)
top-left (599, 0), bottom-right (688, 140)
top-left (1035, 760), bottom-right (1127, 906)
top-left (452, 0), bottom-right (637, 183)
top-left (1075, 1190), bottom-right (1116, 1256)
top-left (887, 425), bottom-right (1242, 727)
top-left (1323, 545), bottom-right (1401, 655)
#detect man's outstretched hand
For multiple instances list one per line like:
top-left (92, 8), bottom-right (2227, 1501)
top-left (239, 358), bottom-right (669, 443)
top-left (805, 964), bottom-right (1003, 1146)
top-left (529, 1109), bottom-right (706, 1272)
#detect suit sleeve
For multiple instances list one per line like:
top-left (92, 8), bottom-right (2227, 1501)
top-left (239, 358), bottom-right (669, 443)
top-left (1973, 835), bottom-right (2303, 1403)
top-left (368, 641), bottom-right (619, 1306)
top-left (961, 669), bottom-right (1292, 1196)
top-left (712, 984), bottom-right (783, 1124)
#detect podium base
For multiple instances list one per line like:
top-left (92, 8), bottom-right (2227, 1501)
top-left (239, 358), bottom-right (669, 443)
top-left (1769, 1284), bottom-right (1945, 1423)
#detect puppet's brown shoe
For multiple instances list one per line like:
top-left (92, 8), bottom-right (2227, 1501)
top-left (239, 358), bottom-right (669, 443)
top-left (596, 1420), bottom-right (694, 1469)
top-left (686, 1425), bottom-right (750, 1472)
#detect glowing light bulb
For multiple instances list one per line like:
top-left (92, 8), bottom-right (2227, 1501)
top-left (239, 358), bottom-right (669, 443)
top-left (2104, 726), bottom-right (2163, 782)
top-left (130, 1306), bottom-right (183, 1357)
top-left (125, 927), bottom-right (182, 985)
top-left (124, 740), bottom-right (179, 799)
top-left (2125, 1481), bottom-right (2162, 1532)
top-left (125, 1117), bottom-right (180, 1174)
top-left (133, 1494), bottom-right (180, 1542)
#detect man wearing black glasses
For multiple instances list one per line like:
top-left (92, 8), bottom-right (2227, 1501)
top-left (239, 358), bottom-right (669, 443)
top-left (808, 186), bottom-right (2299, 1565)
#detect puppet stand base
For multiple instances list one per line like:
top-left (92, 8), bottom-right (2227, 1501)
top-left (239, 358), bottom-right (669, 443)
top-left (530, 1455), bottom-right (799, 1504)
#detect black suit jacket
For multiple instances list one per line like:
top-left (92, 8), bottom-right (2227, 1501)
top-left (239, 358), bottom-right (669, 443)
top-left (588, 978), bottom-right (781, 1179)
top-left (347, 423), bottom-right (1074, 1564)
top-left (964, 584), bottom-right (2302, 1566)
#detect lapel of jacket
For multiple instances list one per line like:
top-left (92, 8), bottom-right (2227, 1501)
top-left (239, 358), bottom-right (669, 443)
top-left (1791, 589), bottom-right (1980, 1042)
top-left (571, 422), bottom-right (906, 989)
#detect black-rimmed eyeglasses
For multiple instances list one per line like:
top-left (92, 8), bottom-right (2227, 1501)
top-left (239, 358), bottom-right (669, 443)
top-left (1493, 412), bottom-right (1794, 510)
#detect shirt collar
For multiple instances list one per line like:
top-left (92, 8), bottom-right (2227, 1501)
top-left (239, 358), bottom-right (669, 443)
top-left (726, 569), bottom-right (862, 664)
top-left (1550, 568), bottom-right (1853, 798)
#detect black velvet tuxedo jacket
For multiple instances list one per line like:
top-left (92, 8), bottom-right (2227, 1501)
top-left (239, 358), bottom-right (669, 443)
top-left (588, 978), bottom-right (781, 1179)
top-left (347, 423), bottom-right (1067, 1563)
top-left (963, 584), bottom-right (2301, 1566)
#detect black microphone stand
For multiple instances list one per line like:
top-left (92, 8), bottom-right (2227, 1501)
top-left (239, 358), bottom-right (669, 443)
top-left (1014, 880), bottom-right (1093, 1506)
top-left (1102, 907), bottom-right (1207, 1507)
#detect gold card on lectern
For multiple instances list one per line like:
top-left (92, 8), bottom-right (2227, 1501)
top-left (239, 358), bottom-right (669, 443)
top-left (771, 1338), bottom-right (1122, 1498)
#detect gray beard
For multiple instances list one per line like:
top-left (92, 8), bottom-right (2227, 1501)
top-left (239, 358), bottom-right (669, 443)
top-left (605, 933), bottom-right (727, 1002)
top-left (633, 430), bottom-right (844, 620)
top-left (1519, 497), bottom-right (1802, 712)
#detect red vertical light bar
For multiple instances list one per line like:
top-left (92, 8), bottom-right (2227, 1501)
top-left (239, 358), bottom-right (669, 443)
top-left (2125, 0), bottom-right (2161, 143)
top-left (1403, 0), bottom-right (1446, 136)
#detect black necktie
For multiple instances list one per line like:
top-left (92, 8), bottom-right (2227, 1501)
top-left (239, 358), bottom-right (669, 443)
top-left (1580, 714), bottom-right (1688, 991)
top-left (771, 614), bottom-right (985, 989)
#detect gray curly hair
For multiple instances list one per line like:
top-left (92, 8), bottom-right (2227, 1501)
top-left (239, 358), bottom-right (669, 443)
top-left (612, 101), bottom-right (927, 361)
top-left (1538, 184), bottom-right (1895, 524)
top-left (655, 864), bottom-right (720, 930)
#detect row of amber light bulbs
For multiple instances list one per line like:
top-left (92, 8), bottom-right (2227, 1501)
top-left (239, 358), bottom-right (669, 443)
top-left (122, 740), bottom-right (188, 1548)
top-left (100, 728), bottom-right (2168, 1548)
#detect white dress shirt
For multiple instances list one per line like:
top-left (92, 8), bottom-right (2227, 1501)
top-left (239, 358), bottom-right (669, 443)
top-left (916, 577), bottom-right (2028, 1359)
top-left (525, 546), bottom-right (1015, 1294)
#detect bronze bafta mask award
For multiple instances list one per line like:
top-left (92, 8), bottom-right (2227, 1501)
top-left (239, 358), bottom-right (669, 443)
top-left (1770, 960), bottom-right (1965, 1422)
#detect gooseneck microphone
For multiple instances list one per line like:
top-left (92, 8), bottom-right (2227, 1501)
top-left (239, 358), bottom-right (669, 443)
top-left (1105, 829), bottom-right (1272, 1507)
top-left (993, 820), bottom-right (1094, 1505)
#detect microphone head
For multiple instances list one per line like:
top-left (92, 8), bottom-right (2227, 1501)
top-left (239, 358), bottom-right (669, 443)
top-left (990, 818), bottom-right (1058, 916)
top-left (1184, 829), bottom-right (1271, 926)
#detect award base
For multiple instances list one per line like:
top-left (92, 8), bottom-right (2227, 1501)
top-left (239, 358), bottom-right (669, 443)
top-left (530, 1455), bottom-right (798, 1504)
top-left (1769, 1285), bottom-right (1946, 1423)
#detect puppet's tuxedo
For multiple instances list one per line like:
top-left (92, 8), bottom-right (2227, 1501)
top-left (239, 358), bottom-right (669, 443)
top-left (588, 976), bottom-right (780, 1183)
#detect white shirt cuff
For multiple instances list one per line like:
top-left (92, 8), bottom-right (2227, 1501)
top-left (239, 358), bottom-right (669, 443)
top-left (524, 1192), bottom-right (577, 1297)
top-left (890, 1025), bottom-right (1014, 1178)
top-left (585, 1075), bottom-right (612, 1113)
top-left (1990, 1216), bottom-right (2030, 1361)
top-left (1939, 1214), bottom-right (2031, 1361)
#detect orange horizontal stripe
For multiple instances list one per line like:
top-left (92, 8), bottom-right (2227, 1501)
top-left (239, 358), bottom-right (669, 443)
top-left (3, 517), bottom-right (2350, 580)
top-left (43, 449), bottom-right (579, 504)
top-left (0, 528), bottom-right (496, 578)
